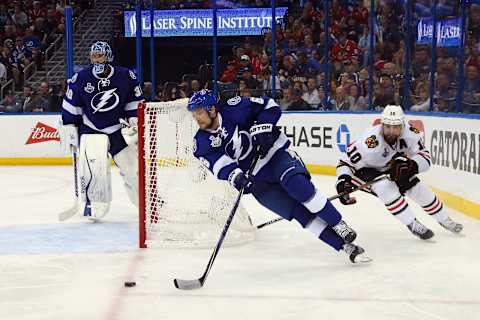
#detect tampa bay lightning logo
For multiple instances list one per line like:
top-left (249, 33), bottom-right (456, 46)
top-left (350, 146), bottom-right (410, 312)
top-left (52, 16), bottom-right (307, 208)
top-left (225, 126), bottom-right (252, 161)
top-left (91, 88), bottom-right (120, 113)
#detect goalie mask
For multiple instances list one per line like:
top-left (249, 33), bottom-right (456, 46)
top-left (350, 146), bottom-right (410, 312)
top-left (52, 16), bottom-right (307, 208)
top-left (90, 41), bottom-right (113, 76)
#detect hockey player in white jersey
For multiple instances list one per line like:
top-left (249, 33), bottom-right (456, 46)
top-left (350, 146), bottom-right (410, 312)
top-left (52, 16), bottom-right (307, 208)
top-left (59, 41), bottom-right (144, 220)
top-left (336, 105), bottom-right (463, 240)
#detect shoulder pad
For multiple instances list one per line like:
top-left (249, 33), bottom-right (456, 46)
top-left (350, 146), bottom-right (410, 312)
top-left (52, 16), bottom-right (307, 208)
top-left (409, 124), bottom-right (420, 134)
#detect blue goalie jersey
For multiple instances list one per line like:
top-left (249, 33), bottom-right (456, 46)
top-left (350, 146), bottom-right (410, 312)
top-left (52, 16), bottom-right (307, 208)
top-left (62, 66), bottom-right (144, 134)
top-left (193, 96), bottom-right (290, 181)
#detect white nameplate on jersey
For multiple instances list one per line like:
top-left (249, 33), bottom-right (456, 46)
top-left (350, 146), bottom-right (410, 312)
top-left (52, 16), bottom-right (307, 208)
top-left (91, 88), bottom-right (120, 113)
top-left (84, 82), bottom-right (94, 93)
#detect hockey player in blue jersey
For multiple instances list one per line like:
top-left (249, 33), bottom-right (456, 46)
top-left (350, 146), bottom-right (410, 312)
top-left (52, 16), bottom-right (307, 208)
top-left (188, 89), bottom-right (371, 263)
top-left (59, 41), bottom-right (144, 219)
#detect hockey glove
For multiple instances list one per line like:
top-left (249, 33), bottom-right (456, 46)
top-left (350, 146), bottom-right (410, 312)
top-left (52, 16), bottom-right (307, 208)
top-left (58, 123), bottom-right (79, 155)
top-left (336, 174), bottom-right (357, 205)
top-left (389, 154), bottom-right (418, 183)
top-left (228, 168), bottom-right (253, 194)
top-left (249, 123), bottom-right (279, 158)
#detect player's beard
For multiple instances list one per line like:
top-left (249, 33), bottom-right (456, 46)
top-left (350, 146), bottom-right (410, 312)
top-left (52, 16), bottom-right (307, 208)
top-left (383, 133), bottom-right (399, 145)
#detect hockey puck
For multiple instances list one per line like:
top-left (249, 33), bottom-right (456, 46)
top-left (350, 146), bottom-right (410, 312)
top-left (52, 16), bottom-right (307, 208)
top-left (124, 281), bottom-right (136, 287)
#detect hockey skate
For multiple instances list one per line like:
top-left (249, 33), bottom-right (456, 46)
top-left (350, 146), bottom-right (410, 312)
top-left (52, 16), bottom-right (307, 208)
top-left (332, 220), bottom-right (357, 243)
top-left (407, 219), bottom-right (434, 240)
top-left (343, 243), bottom-right (372, 263)
top-left (439, 217), bottom-right (463, 234)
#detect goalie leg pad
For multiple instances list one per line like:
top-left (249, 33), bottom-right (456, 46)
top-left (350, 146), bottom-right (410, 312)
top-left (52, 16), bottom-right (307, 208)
top-left (79, 134), bottom-right (112, 219)
top-left (113, 144), bottom-right (139, 207)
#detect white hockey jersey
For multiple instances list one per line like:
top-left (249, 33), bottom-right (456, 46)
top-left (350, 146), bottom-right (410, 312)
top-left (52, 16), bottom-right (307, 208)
top-left (337, 121), bottom-right (432, 177)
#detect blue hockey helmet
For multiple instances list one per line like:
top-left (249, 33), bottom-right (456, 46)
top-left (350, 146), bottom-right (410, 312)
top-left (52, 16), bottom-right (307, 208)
top-left (90, 41), bottom-right (114, 75)
top-left (187, 89), bottom-right (218, 112)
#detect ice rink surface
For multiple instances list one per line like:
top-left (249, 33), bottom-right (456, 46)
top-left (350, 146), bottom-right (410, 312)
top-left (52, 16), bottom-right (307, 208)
top-left (0, 166), bottom-right (479, 320)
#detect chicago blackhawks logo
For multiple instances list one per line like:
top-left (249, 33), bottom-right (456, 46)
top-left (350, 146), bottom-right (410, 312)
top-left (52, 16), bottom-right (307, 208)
top-left (91, 88), bottom-right (120, 113)
top-left (365, 135), bottom-right (379, 149)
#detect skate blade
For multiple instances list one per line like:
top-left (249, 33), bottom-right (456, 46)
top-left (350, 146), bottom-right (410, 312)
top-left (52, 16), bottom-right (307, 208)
top-left (353, 255), bottom-right (373, 264)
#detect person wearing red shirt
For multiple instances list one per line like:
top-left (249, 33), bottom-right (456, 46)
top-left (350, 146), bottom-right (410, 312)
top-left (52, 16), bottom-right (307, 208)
top-left (30, 1), bottom-right (47, 21)
top-left (220, 61), bottom-right (237, 83)
top-left (331, 33), bottom-right (359, 63)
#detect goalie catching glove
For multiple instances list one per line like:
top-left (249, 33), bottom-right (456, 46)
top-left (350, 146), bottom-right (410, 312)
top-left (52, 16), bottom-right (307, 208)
top-left (336, 175), bottom-right (357, 205)
top-left (58, 123), bottom-right (79, 155)
top-left (249, 123), bottom-right (279, 158)
top-left (388, 154), bottom-right (418, 183)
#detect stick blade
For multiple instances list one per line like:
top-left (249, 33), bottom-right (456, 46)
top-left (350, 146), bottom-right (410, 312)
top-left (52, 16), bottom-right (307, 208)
top-left (58, 202), bottom-right (79, 222)
top-left (174, 278), bottom-right (203, 290)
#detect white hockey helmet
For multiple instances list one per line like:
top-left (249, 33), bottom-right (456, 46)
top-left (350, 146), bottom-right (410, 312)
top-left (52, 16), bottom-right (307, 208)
top-left (381, 105), bottom-right (405, 126)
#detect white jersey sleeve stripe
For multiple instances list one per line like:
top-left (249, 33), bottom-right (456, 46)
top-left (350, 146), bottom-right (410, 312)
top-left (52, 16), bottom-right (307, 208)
top-left (125, 100), bottom-right (141, 111)
top-left (212, 154), bottom-right (236, 178)
top-left (62, 100), bottom-right (82, 115)
top-left (82, 115), bottom-right (122, 134)
top-left (265, 98), bottom-right (279, 110)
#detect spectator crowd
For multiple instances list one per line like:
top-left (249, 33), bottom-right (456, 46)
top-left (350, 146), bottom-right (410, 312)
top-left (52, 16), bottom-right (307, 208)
top-left (0, 0), bottom-right (90, 113)
top-left (2, 0), bottom-right (480, 114)
top-left (143, 0), bottom-right (480, 114)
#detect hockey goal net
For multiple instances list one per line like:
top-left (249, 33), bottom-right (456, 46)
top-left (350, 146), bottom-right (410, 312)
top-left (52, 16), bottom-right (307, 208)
top-left (138, 99), bottom-right (255, 248)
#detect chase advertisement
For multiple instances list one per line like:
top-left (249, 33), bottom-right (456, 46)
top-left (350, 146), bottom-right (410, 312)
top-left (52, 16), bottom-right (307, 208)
top-left (123, 7), bottom-right (288, 37)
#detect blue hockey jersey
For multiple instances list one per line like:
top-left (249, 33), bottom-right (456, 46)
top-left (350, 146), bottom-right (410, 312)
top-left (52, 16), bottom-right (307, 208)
top-left (62, 65), bottom-right (144, 134)
top-left (193, 96), bottom-right (290, 181)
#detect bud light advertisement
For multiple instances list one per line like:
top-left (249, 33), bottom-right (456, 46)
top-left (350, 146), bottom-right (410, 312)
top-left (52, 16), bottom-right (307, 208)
top-left (417, 18), bottom-right (462, 47)
top-left (124, 7), bottom-right (288, 37)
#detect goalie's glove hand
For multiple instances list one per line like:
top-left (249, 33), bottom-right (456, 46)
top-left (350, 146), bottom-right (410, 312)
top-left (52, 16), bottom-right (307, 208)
top-left (249, 123), bottom-right (279, 159)
top-left (336, 174), bottom-right (357, 205)
top-left (228, 168), bottom-right (253, 194)
top-left (389, 154), bottom-right (418, 183)
top-left (58, 123), bottom-right (79, 155)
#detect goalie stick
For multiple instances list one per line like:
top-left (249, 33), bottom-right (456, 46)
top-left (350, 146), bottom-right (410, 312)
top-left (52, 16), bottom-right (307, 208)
top-left (174, 151), bottom-right (261, 290)
top-left (58, 148), bottom-right (80, 222)
top-left (256, 174), bottom-right (389, 230)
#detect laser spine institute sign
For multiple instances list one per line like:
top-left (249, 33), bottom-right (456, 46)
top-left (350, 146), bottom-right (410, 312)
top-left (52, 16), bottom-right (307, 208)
top-left (124, 7), bottom-right (288, 37)
top-left (417, 18), bottom-right (462, 47)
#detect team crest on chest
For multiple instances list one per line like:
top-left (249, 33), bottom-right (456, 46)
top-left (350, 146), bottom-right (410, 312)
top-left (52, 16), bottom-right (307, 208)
top-left (91, 88), bottom-right (120, 113)
top-left (365, 135), bottom-right (379, 149)
top-left (84, 82), bottom-right (95, 93)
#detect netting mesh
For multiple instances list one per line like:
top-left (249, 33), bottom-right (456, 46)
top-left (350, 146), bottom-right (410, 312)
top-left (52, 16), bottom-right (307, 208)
top-left (141, 99), bottom-right (255, 248)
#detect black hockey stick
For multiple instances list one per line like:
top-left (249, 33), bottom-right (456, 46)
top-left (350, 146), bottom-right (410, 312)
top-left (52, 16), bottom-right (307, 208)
top-left (59, 148), bottom-right (80, 222)
top-left (256, 174), bottom-right (389, 230)
top-left (174, 151), bottom-right (261, 290)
